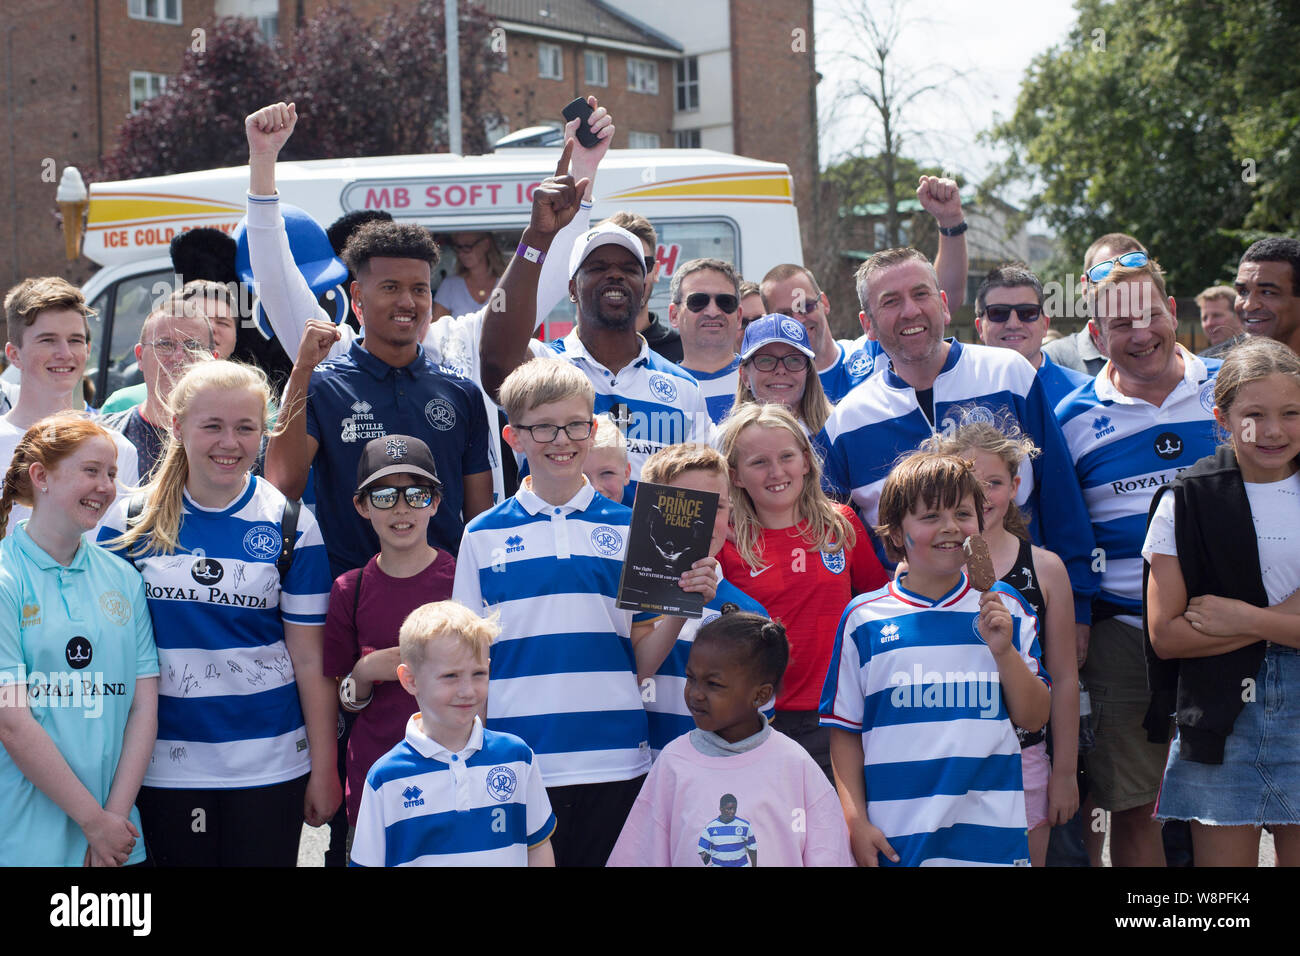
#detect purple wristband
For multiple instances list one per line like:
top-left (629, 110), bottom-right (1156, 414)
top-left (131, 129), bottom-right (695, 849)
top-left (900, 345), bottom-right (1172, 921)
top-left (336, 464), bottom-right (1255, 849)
top-left (516, 242), bottom-right (546, 265)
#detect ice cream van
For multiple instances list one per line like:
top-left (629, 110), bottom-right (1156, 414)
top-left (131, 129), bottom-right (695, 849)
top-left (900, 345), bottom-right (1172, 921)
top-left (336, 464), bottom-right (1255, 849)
top-left (74, 147), bottom-right (804, 402)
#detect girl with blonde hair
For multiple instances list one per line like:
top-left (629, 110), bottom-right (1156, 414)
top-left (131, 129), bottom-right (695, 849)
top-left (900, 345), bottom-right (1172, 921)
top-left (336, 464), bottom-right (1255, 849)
top-left (97, 360), bottom-right (339, 866)
top-left (718, 403), bottom-right (887, 776)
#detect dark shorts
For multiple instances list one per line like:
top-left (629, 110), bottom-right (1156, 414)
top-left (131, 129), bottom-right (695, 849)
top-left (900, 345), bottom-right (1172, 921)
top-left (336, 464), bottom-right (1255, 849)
top-left (546, 775), bottom-right (646, 867)
top-left (137, 774), bottom-right (308, 867)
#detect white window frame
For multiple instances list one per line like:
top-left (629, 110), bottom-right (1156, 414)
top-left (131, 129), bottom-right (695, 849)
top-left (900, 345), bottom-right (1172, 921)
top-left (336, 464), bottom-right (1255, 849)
top-left (627, 57), bottom-right (659, 95)
top-left (584, 50), bottom-right (608, 87)
top-left (675, 57), bottom-right (699, 112)
top-left (537, 42), bottom-right (563, 80)
top-left (674, 129), bottom-right (701, 149)
top-left (128, 0), bottom-right (181, 24)
top-left (256, 14), bottom-right (278, 44)
top-left (129, 71), bottom-right (168, 112)
top-left (628, 131), bottom-right (661, 149)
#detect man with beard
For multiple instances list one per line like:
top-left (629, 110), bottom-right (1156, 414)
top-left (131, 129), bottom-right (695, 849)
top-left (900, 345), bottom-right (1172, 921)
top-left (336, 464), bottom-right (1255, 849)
top-left (481, 161), bottom-right (711, 502)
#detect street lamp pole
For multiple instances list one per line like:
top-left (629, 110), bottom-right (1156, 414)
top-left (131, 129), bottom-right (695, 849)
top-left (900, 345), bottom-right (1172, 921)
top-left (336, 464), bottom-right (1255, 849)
top-left (445, 0), bottom-right (462, 154)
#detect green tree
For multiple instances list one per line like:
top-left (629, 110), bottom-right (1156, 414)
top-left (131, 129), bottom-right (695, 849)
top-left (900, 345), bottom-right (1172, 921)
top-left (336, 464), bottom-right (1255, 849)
top-left (986, 0), bottom-right (1300, 292)
top-left (98, 2), bottom-right (503, 182)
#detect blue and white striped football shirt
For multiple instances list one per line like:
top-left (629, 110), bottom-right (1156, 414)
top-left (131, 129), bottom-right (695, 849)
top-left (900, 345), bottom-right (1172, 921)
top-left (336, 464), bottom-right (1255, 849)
top-left (680, 356), bottom-right (739, 425)
top-left (1055, 348), bottom-right (1220, 620)
top-left (821, 340), bottom-right (1097, 621)
top-left (97, 475), bottom-right (331, 789)
top-left (820, 575), bottom-right (1046, 867)
top-left (645, 578), bottom-right (769, 758)
top-left (549, 331), bottom-right (714, 489)
top-left (350, 716), bottom-right (555, 867)
top-left (698, 815), bottom-right (757, 866)
top-left (452, 480), bottom-right (655, 786)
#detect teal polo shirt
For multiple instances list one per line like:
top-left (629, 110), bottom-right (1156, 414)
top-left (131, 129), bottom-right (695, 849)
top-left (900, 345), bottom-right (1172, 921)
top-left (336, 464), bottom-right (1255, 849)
top-left (0, 523), bottom-right (158, 866)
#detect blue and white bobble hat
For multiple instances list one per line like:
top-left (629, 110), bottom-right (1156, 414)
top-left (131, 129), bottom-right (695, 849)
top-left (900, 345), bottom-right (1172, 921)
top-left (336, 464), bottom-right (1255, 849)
top-left (740, 314), bottom-right (816, 362)
top-left (568, 222), bottom-right (648, 279)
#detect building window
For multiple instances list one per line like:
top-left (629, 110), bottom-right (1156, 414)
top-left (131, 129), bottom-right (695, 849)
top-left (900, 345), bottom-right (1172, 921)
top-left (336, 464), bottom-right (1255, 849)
top-left (627, 58), bottom-right (659, 94)
top-left (128, 0), bottom-right (181, 23)
top-left (257, 15), bottom-right (278, 43)
top-left (129, 71), bottom-right (168, 112)
top-left (628, 131), bottom-right (661, 149)
top-left (674, 129), bottom-right (701, 148)
top-left (584, 50), bottom-right (607, 87)
top-left (675, 57), bottom-right (699, 112)
top-left (538, 42), bottom-right (563, 80)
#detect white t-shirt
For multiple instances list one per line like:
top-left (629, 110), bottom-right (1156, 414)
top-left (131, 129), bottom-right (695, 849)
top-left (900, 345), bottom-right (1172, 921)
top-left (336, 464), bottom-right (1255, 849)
top-left (433, 274), bottom-right (488, 318)
top-left (0, 414), bottom-right (140, 539)
top-left (1143, 472), bottom-right (1300, 606)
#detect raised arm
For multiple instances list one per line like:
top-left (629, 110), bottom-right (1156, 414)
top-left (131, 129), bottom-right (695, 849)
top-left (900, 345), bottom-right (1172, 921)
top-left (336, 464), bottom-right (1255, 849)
top-left (264, 318), bottom-right (339, 498)
top-left (480, 98), bottom-right (612, 399)
top-left (917, 176), bottom-right (968, 309)
top-left (245, 101), bottom-right (352, 362)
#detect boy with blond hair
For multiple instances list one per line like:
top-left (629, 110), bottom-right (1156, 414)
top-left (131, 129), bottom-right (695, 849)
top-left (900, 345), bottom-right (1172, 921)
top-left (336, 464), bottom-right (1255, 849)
top-left (453, 358), bottom-right (715, 865)
top-left (349, 601), bottom-right (556, 867)
top-left (582, 412), bottom-right (631, 502)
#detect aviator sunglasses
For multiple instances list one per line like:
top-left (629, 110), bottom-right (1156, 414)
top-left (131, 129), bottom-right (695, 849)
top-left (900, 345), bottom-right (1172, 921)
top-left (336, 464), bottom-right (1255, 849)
top-left (366, 486), bottom-right (437, 509)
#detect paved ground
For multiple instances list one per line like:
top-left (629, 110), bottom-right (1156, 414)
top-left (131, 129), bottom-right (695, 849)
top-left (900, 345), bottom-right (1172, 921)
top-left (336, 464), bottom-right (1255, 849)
top-left (297, 821), bottom-right (1277, 866)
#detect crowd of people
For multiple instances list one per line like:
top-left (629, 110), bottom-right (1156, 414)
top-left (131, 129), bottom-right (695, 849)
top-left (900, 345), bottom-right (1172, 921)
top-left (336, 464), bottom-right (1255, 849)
top-left (1, 94), bottom-right (1297, 868)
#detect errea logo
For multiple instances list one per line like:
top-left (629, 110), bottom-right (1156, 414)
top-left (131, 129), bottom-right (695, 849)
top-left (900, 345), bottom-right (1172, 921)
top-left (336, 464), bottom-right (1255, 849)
top-left (402, 785), bottom-right (425, 808)
top-left (880, 623), bottom-right (901, 643)
top-left (1092, 415), bottom-right (1116, 438)
top-left (505, 534), bottom-right (525, 554)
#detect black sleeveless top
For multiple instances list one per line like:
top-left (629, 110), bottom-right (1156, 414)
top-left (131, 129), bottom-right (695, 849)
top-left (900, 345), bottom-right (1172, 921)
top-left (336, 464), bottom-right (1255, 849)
top-left (1000, 537), bottom-right (1048, 749)
top-left (1000, 537), bottom-right (1047, 628)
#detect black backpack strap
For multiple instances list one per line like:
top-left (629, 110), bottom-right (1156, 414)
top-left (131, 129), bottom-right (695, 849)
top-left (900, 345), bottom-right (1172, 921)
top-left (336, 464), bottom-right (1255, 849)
top-left (277, 497), bottom-right (301, 579)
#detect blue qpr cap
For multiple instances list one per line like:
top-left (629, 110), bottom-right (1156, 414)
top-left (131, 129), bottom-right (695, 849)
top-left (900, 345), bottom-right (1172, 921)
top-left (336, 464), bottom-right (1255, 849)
top-left (740, 314), bottom-right (816, 362)
top-left (234, 202), bottom-right (351, 337)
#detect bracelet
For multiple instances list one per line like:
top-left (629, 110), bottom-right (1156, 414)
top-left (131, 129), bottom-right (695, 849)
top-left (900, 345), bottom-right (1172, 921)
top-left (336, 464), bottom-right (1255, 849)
top-left (938, 220), bottom-right (968, 237)
top-left (516, 242), bottom-right (546, 264)
top-left (339, 673), bottom-right (373, 710)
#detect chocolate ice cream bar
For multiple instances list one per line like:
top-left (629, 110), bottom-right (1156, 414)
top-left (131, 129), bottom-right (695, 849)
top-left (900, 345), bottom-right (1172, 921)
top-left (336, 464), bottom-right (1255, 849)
top-left (963, 534), bottom-right (997, 591)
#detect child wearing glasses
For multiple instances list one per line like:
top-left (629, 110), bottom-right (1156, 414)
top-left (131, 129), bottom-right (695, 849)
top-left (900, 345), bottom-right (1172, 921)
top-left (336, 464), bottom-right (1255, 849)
top-left (453, 358), bottom-right (716, 866)
top-left (321, 434), bottom-right (455, 844)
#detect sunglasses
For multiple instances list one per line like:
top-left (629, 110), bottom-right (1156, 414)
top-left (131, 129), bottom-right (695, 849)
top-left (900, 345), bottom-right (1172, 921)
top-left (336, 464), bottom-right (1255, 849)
top-left (365, 485), bottom-right (437, 509)
top-left (748, 352), bottom-right (810, 372)
top-left (981, 303), bottom-right (1041, 323)
top-left (644, 255), bottom-right (657, 272)
top-left (513, 419), bottom-right (595, 443)
top-left (1086, 250), bottom-right (1149, 283)
top-left (684, 292), bottom-right (740, 313)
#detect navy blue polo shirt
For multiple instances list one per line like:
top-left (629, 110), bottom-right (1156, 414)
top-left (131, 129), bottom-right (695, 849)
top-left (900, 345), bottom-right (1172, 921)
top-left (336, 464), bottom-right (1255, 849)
top-left (305, 340), bottom-right (490, 577)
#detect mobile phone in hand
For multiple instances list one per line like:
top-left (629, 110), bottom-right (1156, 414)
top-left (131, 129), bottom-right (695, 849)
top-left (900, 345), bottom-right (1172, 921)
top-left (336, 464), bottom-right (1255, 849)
top-left (562, 97), bottom-right (601, 148)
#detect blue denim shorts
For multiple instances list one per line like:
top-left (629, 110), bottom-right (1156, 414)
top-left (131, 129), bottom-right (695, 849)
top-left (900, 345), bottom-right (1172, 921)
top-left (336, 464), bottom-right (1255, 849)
top-left (1155, 644), bottom-right (1300, 826)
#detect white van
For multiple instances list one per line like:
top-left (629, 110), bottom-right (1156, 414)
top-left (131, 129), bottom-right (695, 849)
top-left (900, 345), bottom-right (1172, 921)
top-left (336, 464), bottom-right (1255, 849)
top-left (76, 148), bottom-right (804, 402)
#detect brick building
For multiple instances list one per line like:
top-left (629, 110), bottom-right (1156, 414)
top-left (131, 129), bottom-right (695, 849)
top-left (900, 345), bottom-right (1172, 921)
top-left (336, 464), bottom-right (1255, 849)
top-left (0, 0), bottom-right (819, 311)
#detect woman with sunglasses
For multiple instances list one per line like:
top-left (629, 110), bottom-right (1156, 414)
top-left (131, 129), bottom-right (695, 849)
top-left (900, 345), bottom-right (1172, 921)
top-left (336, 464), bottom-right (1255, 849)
top-left (321, 434), bottom-right (454, 842)
top-left (731, 314), bottom-right (833, 435)
top-left (98, 360), bottom-right (340, 866)
top-left (432, 232), bottom-right (506, 321)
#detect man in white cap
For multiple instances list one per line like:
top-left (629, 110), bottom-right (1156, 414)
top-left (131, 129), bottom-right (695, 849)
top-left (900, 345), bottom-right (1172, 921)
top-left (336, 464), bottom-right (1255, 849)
top-left (482, 162), bottom-right (712, 503)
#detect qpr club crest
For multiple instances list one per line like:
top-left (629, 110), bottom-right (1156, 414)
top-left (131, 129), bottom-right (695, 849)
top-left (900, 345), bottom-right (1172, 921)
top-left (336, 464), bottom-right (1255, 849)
top-left (848, 351), bottom-right (871, 377)
top-left (648, 374), bottom-right (678, 403)
top-left (780, 318), bottom-right (805, 341)
top-left (424, 398), bottom-right (456, 431)
top-left (243, 525), bottom-right (283, 561)
top-left (1199, 381), bottom-right (1216, 414)
top-left (820, 549), bottom-right (846, 574)
top-left (591, 525), bottom-right (623, 556)
top-left (485, 765), bottom-right (518, 802)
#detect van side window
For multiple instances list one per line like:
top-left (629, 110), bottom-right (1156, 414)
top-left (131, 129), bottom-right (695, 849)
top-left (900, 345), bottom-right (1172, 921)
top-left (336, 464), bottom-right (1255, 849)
top-left (101, 269), bottom-right (175, 401)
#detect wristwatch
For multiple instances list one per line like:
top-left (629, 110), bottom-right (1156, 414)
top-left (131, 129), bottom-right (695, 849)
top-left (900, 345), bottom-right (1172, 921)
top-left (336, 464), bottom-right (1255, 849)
top-left (938, 220), bottom-right (968, 237)
top-left (340, 673), bottom-right (372, 710)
